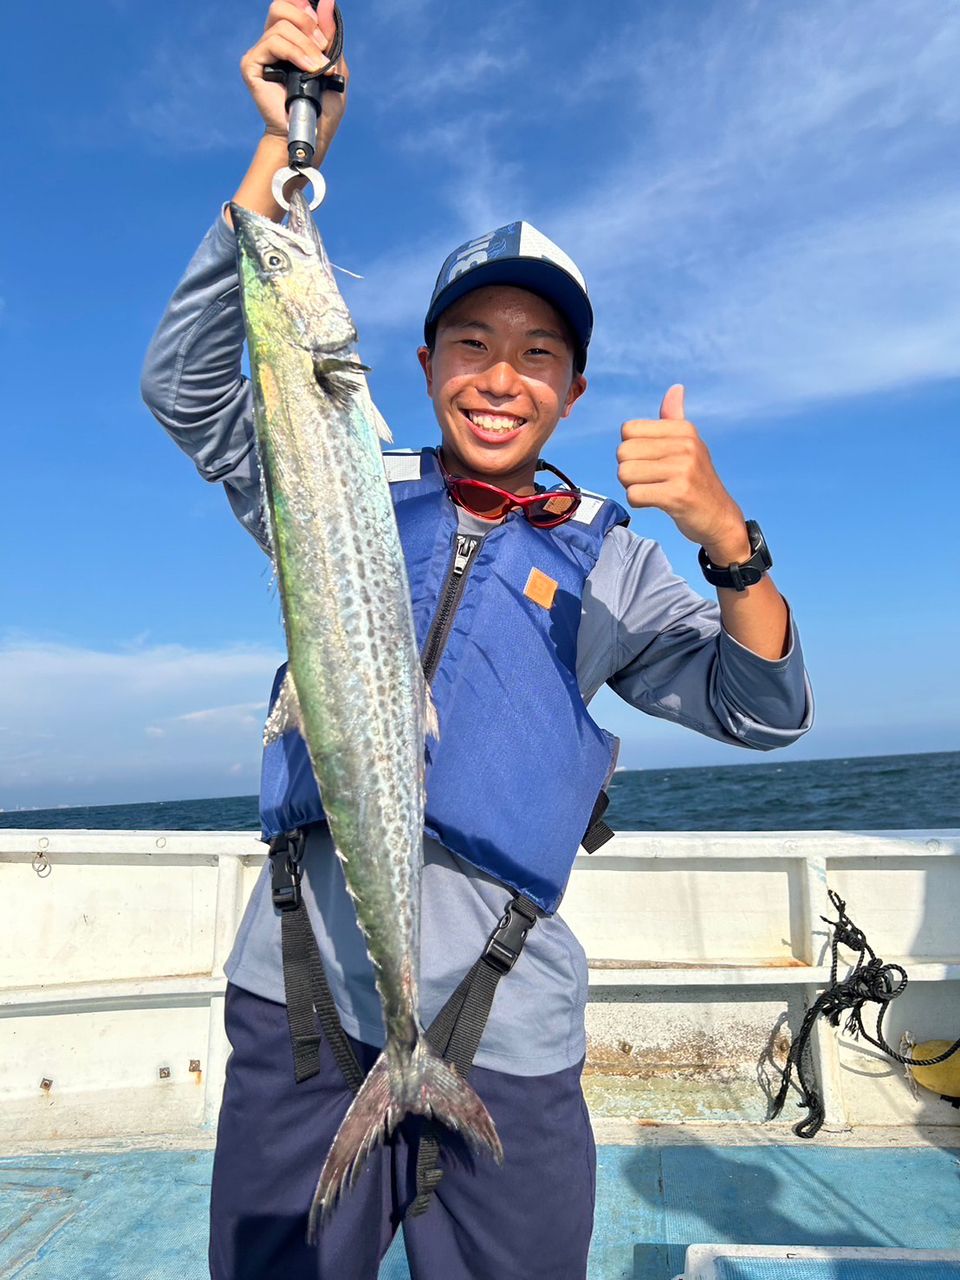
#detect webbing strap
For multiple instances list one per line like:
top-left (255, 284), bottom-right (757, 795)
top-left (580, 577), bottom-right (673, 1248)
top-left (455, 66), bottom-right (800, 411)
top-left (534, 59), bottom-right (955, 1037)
top-left (408, 791), bottom-right (615, 1218)
top-left (279, 903), bottom-right (364, 1090)
top-left (408, 893), bottom-right (539, 1217)
top-left (270, 786), bottom-right (615, 1212)
top-left (426, 956), bottom-right (502, 1071)
top-left (271, 833), bottom-right (364, 1092)
top-left (581, 789), bottom-right (614, 854)
top-left (582, 818), bottom-right (614, 853)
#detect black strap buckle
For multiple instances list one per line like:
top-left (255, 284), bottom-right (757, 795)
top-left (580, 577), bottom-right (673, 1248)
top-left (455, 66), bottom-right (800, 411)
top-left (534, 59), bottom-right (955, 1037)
top-left (482, 898), bottom-right (538, 976)
top-left (269, 829), bottom-right (306, 911)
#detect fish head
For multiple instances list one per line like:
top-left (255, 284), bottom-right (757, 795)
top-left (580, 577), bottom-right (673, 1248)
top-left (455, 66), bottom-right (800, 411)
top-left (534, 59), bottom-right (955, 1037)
top-left (230, 191), bottom-right (358, 357)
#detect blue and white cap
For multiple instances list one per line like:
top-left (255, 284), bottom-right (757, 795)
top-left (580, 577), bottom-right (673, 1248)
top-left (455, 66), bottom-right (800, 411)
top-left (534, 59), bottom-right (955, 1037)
top-left (424, 222), bottom-right (592, 372)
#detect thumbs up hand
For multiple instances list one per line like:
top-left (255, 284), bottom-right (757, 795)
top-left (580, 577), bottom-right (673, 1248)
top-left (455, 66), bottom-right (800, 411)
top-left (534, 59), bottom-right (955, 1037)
top-left (617, 385), bottom-right (752, 565)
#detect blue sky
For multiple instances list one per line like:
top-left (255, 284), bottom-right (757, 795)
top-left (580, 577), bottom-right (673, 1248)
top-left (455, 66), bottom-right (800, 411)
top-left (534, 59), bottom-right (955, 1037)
top-left (3, 0), bottom-right (958, 808)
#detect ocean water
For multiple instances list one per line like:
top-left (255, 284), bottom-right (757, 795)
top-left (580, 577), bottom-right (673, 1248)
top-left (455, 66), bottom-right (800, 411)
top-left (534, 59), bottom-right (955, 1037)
top-left (3, 750), bottom-right (957, 833)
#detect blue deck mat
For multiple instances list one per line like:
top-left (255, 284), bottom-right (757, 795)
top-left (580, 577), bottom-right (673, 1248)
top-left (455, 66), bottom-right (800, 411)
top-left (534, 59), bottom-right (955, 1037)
top-left (1, 1143), bottom-right (958, 1279)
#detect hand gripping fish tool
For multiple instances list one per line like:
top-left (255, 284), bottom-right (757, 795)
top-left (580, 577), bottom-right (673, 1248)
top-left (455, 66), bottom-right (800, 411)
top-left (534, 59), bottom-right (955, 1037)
top-left (266, 2), bottom-right (345, 212)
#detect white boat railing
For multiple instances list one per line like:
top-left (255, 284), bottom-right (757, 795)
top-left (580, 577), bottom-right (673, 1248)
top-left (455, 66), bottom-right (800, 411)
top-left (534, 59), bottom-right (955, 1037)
top-left (1, 828), bottom-right (958, 1144)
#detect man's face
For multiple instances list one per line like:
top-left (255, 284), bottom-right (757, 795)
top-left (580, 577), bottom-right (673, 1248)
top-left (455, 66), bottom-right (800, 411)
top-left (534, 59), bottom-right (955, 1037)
top-left (417, 285), bottom-right (587, 492)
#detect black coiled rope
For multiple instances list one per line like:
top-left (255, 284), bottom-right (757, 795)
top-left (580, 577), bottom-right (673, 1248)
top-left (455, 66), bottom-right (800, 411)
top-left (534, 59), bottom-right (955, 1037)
top-left (770, 888), bottom-right (960, 1138)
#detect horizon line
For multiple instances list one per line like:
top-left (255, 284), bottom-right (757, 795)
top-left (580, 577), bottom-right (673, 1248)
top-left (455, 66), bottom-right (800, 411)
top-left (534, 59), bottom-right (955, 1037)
top-left (2, 745), bottom-right (956, 815)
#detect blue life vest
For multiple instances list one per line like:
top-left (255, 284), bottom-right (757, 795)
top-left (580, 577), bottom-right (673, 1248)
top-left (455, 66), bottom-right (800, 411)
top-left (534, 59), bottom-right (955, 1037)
top-left (260, 447), bottom-right (629, 913)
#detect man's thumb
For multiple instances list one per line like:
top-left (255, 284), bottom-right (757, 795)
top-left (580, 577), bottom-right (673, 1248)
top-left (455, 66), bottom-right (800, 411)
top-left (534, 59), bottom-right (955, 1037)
top-left (659, 384), bottom-right (686, 421)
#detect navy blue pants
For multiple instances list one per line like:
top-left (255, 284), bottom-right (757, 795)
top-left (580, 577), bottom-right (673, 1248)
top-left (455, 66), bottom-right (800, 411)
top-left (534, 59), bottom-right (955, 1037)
top-left (209, 983), bottom-right (596, 1279)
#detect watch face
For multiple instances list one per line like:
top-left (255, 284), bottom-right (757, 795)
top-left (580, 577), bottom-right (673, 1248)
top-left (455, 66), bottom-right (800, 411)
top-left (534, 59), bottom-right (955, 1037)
top-left (746, 521), bottom-right (773, 570)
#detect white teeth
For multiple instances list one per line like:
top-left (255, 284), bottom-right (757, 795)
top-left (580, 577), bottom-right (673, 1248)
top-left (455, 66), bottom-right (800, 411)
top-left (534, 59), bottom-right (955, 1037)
top-left (466, 412), bottom-right (524, 433)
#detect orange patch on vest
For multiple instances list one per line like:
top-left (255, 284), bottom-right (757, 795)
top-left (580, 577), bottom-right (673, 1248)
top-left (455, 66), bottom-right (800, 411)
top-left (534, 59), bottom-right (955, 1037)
top-left (524, 567), bottom-right (558, 610)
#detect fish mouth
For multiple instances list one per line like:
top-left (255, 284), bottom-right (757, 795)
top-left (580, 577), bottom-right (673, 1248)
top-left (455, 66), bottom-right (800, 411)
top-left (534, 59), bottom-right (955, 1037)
top-left (286, 187), bottom-right (314, 240)
top-left (231, 190), bottom-right (330, 265)
top-left (230, 197), bottom-right (317, 262)
top-left (285, 187), bottom-right (333, 267)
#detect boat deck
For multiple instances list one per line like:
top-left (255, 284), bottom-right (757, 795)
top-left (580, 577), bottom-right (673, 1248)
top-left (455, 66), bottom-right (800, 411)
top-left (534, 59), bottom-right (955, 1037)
top-left (3, 1132), bottom-right (959, 1279)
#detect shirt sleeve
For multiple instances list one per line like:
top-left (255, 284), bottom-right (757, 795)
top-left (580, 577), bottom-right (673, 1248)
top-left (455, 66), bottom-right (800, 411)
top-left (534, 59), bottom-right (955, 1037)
top-left (580, 525), bottom-right (814, 751)
top-left (140, 209), bottom-right (271, 554)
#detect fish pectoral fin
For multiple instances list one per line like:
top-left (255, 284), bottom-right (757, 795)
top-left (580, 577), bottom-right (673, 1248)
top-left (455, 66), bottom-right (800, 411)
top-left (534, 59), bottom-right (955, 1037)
top-left (311, 352), bottom-right (393, 442)
top-left (263, 671), bottom-right (303, 746)
top-left (312, 354), bottom-right (369, 408)
top-left (424, 682), bottom-right (440, 742)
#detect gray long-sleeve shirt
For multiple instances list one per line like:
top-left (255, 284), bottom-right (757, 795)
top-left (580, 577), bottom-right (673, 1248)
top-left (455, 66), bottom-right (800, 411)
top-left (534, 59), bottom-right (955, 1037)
top-left (142, 211), bottom-right (814, 1076)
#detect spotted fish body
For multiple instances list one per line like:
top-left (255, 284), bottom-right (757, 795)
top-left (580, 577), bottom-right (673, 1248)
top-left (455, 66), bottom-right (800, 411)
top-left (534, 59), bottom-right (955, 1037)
top-left (230, 192), bottom-right (501, 1230)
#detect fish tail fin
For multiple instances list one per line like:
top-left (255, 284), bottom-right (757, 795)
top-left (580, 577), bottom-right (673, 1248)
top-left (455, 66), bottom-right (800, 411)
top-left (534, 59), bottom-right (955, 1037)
top-left (307, 1037), bottom-right (501, 1236)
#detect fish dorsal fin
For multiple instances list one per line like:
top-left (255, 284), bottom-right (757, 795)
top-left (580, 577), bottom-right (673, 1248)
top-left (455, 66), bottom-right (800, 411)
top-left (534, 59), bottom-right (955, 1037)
top-left (263, 670), bottom-right (303, 746)
top-left (372, 400), bottom-right (394, 445)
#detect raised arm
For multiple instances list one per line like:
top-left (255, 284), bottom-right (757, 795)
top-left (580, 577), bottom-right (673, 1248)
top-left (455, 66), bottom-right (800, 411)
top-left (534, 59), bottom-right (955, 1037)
top-left (140, 0), bottom-right (348, 550)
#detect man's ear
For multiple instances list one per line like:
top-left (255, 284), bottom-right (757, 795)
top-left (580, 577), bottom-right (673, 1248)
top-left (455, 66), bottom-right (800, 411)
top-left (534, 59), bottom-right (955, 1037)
top-left (417, 345), bottom-right (434, 395)
top-left (560, 373), bottom-right (588, 419)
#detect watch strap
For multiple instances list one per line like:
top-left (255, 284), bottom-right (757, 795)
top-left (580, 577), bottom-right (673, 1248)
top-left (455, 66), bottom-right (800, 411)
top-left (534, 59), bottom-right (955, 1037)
top-left (698, 520), bottom-right (772, 592)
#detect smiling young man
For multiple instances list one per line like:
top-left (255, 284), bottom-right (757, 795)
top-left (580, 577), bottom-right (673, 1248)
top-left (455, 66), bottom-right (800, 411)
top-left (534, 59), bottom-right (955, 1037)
top-left (422, 286), bottom-right (586, 483)
top-left (141, 4), bottom-right (813, 1278)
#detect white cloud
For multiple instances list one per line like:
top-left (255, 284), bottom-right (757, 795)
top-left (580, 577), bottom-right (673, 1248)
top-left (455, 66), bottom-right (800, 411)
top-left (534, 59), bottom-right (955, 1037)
top-left (90, 0), bottom-right (957, 425)
top-left (397, 49), bottom-right (527, 103)
top-left (584, 189), bottom-right (960, 420)
top-left (0, 640), bottom-right (282, 810)
top-left (352, 0), bottom-right (960, 421)
top-left (546, 0), bottom-right (960, 420)
top-left (119, 0), bottom-right (259, 154)
top-left (172, 701), bottom-right (265, 728)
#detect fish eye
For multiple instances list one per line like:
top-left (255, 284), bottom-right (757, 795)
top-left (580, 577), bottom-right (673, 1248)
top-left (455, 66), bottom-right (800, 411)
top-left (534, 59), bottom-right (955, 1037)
top-left (263, 249), bottom-right (290, 273)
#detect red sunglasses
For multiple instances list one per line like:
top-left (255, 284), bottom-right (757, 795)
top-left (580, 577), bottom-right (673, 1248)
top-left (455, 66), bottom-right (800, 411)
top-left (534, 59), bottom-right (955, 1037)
top-left (436, 450), bottom-right (582, 529)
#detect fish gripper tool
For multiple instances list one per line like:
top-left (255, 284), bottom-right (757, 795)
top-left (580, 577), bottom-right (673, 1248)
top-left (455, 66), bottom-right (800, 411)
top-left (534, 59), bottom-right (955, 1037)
top-left (266, 1), bottom-right (345, 211)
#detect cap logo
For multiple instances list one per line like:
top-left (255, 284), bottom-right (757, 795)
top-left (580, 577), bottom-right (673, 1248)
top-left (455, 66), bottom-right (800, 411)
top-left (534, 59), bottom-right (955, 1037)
top-left (426, 221), bottom-right (593, 369)
top-left (441, 227), bottom-right (517, 289)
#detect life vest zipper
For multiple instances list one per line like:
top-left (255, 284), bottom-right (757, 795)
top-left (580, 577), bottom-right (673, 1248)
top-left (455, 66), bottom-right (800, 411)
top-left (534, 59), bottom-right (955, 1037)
top-left (421, 533), bottom-right (482, 683)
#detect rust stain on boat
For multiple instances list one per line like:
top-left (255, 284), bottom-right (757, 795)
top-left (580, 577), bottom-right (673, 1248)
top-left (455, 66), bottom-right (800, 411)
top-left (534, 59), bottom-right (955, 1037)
top-left (581, 1015), bottom-right (791, 1123)
top-left (585, 1023), bottom-right (765, 1075)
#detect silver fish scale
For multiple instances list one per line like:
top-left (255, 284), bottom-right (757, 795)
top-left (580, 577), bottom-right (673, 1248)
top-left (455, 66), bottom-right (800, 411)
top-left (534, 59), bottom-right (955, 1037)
top-left (253, 314), bottom-right (427, 1048)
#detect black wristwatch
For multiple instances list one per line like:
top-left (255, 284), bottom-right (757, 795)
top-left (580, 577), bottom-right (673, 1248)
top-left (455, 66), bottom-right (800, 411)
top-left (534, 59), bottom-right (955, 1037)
top-left (698, 520), bottom-right (772, 592)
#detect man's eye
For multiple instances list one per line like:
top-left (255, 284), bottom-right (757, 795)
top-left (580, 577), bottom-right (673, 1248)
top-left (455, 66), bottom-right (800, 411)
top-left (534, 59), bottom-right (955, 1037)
top-left (527, 347), bottom-right (553, 357)
top-left (461, 339), bottom-right (486, 349)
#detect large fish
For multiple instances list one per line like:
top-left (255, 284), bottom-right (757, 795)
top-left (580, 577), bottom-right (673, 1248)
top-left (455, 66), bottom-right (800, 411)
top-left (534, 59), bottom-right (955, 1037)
top-left (230, 191), bottom-right (502, 1230)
